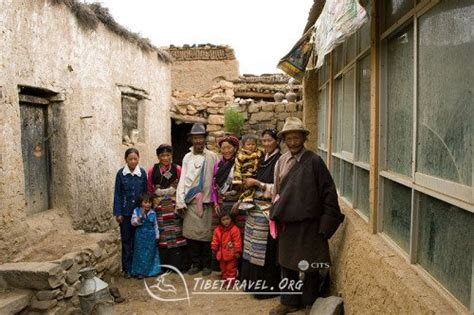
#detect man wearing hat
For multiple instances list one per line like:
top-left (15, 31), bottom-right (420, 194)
top-left (176, 123), bottom-right (218, 276)
top-left (269, 117), bottom-right (344, 315)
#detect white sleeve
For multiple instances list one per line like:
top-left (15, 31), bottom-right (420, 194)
top-left (131, 209), bottom-right (141, 226)
top-left (176, 155), bottom-right (188, 209)
top-left (154, 215), bottom-right (160, 239)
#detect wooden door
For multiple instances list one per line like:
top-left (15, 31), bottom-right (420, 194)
top-left (20, 104), bottom-right (50, 214)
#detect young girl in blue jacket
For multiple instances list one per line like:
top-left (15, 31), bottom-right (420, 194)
top-left (113, 148), bottom-right (147, 278)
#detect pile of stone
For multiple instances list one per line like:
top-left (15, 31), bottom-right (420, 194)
top-left (171, 79), bottom-right (303, 151)
top-left (0, 233), bottom-right (118, 315)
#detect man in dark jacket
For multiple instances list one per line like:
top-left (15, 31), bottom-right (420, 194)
top-left (269, 117), bottom-right (344, 315)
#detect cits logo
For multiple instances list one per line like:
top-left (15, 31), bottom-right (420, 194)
top-left (297, 260), bottom-right (309, 271)
top-left (144, 265), bottom-right (191, 305)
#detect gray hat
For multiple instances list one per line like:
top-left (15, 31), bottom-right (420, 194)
top-left (189, 123), bottom-right (207, 135)
top-left (277, 117), bottom-right (310, 138)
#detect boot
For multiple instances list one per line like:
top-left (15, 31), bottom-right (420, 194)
top-left (109, 286), bottom-right (125, 303)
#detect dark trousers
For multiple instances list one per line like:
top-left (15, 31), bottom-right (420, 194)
top-left (187, 239), bottom-right (212, 269)
top-left (280, 266), bottom-right (320, 307)
top-left (119, 216), bottom-right (136, 273)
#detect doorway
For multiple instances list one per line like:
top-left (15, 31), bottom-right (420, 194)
top-left (171, 119), bottom-right (193, 166)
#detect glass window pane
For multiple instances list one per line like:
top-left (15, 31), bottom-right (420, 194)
top-left (384, 0), bottom-right (414, 31)
top-left (342, 160), bottom-right (353, 202)
top-left (319, 149), bottom-right (327, 165)
top-left (342, 68), bottom-right (355, 153)
top-left (317, 87), bottom-right (327, 148)
top-left (358, 0), bottom-right (371, 52)
top-left (332, 79), bottom-right (343, 153)
top-left (357, 55), bottom-right (371, 163)
top-left (382, 179), bottom-right (411, 253)
top-left (385, 25), bottom-right (414, 176)
top-left (417, 0), bottom-right (473, 186)
top-left (345, 34), bottom-right (357, 64)
top-left (417, 193), bottom-right (474, 307)
top-left (334, 45), bottom-right (344, 74)
top-left (356, 167), bottom-right (370, 218)
top-left (332, 157), bottom-right (341, 190)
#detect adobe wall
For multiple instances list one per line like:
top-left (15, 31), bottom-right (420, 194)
top-left (0, 0), bottom-right (171, 261)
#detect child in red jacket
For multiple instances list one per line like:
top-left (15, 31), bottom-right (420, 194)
top-left (211, 212), bottom-right (242, 284)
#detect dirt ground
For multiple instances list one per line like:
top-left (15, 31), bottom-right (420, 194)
top-left (111, 271), bottom-right (304, 315)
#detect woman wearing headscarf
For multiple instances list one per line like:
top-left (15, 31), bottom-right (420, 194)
top-left (147, 144), bottom-right (188, 271)
top-left (239, 128), bottom-right (282, 298)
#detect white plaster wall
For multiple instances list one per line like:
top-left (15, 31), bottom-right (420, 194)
top-left (0, 0), bottom-right (171, 243)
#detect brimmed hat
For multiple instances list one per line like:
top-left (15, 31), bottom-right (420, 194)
top-left (277, 117), bottom-right (310, 138)
top-left (188, 123), bottom-right (207, 135)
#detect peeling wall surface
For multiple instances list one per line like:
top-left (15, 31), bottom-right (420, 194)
top-left (0, 0), bottom-right (171, 260)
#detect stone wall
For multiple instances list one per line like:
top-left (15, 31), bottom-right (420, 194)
top-left (170, 78), bottom-right (303, 151)
top-left (167, 45), bottom-right (240, 94)
top-left (0, 0), bottom-right (171, 262)
top-left (0, 232), bottom-right (119, 314)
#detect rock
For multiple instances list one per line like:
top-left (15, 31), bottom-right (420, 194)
top-left (36, 289), bottom-right (61, 301)
top-left (65, 264), bottom-right (80, 285)
top-left (207, 115), bottom-right (224, 125)
top-left (310, 296), bottom-right (344, 315)
top-left (260, 103), bottom-right (275, 112)
top-left (177, 105), bottom-right (187, 115)
top-left (274, 103), bottom-right (287, 113)
top-left (71, 296), bottom-right (80, 307)
top-left (73, 255), bottom-right (82, 265)
top-left (0, 262), bottom-right (64, 290)
top-left (250, 112), bottom-right (274, 122)
top-left (277, 112), bottom-right (291, 120)
top-left (187, 105), bottom-right (197, 115)
top-left (248, 104), bottom-right (260, 113)
top-left (0, 290), bottom-right (32, 315)
top-left (30, 298), bottom-right (58, 311)
top-left (286, 103), bottom-right (298, 112)
top-left (65, 307), bottom-right (82, 315)
top-left (207, 108), bottom-right (219, 114)
top-left (207, 124), bottom-right (221, 132)
top-left (211, 95), bottom-right (229, 103)
top-left (64, 287), bottom-right (75, 299)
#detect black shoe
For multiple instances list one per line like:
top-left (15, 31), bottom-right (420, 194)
top-left (137, 275), bottom-right (144, 279)
top-left (123, 272), bottom-right (131, 279)
top-left (202, 268), bottom-right (212, 276)
top-left (188, 265), bottom-right (202, 275)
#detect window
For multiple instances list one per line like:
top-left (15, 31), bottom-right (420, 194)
top-left (416, 0), bottom-right (473, 202)
top-left (384, 25), bottom-right (414, 177)
top-left (119, 86), bottom-right (149, 145)
top-left (417, 193), bottom-right (474, 307)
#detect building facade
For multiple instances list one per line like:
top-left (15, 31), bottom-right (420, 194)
top-left (303, 0), bottom-right (473, 313)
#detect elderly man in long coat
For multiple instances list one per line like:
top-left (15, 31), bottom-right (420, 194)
top-left (176, 123), bottom-right (219, 276)
top-left (269, 117), bottom-right (344, 315)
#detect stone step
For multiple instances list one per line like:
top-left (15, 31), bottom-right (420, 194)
top-left (0, 290), bottom-right (32, 315)
top-left (0, 262), bottom-right (64, 290)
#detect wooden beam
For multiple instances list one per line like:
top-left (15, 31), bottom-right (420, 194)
top-left (233, 91), bottom-right (274, 99)
top-left (326, 52), bottom-right (334, 169)
top-left (18, 94), bottom-right (49, 105)
top-left (369, 0), bottom-right (380, 234)
top-left (170, 113), bottom-right (207, 124)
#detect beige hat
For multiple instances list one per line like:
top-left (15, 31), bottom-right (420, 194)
top-left (277, 117), bottom-right (310, 138)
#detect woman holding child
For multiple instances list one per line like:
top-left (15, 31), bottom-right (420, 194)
top-left (240, 128), bottom-right (282, 298)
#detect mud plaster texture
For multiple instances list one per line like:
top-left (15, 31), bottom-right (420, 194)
top-left (330, 201), bottom-right (463, 314)
top-left (0, 0), bottom-right (171, 263)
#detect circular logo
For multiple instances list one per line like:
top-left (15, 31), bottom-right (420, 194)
top-left (298, 260), bottom-right (309, 271)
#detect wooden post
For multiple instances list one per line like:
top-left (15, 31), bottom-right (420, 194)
top-left (369, 0), bottom-right (380, 234)
top-left (326, 52), bottom-right (334, 169)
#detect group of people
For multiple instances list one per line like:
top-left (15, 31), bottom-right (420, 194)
top-left (113, 117), bottom-right (345, 314)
